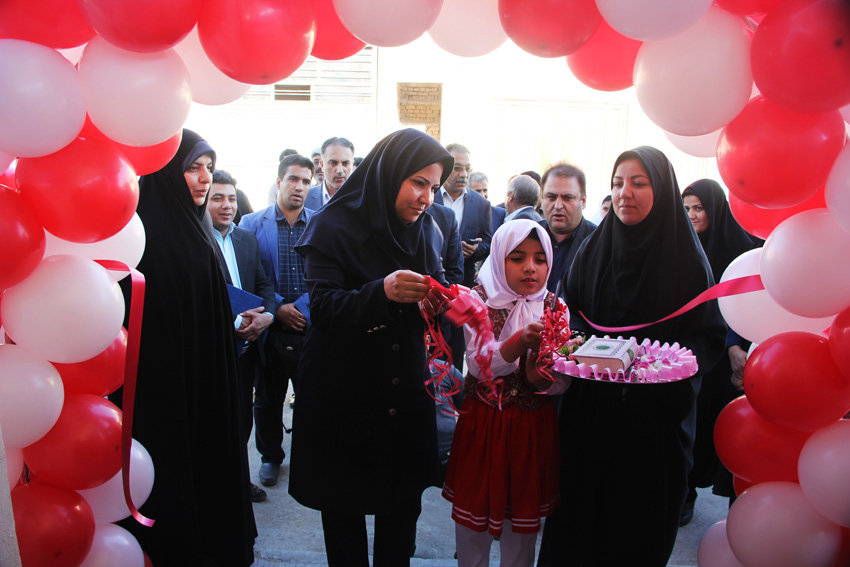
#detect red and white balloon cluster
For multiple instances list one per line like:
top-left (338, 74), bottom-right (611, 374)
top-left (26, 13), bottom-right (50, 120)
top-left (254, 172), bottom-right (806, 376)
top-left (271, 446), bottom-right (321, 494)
top-left (1, 0), bottom-right (850, 565)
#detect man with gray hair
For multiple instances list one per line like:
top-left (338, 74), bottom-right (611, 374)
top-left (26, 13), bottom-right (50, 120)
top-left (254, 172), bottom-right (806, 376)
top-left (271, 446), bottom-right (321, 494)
top-left (305, 137), bottom-right (355, 211)
top-left (504, 174), bottom-right (543, 222)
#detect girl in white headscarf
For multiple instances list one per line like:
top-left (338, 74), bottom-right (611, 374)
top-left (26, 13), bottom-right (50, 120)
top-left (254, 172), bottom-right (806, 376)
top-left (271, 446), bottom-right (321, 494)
top-left (442, 219), bottom-right (570, 567)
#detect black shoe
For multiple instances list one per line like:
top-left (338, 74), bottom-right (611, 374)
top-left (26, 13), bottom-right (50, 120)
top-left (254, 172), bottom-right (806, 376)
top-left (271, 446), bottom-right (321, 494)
top-left (679, 499), bottom-right (695, 526)
top-left (250, 483), bottom-right (267, 503)
top-left (259, 463), bottom-right (280, 487)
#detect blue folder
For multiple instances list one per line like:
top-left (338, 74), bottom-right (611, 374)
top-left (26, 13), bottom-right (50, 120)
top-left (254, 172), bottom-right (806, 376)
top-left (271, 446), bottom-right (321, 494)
top-left (227, 284), bottom-right (263, 315)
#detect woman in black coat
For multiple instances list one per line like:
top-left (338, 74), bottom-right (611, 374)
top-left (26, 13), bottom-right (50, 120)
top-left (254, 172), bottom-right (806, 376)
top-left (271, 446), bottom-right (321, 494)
top-left (118, 130), bottom-right (256, 566)
top-left (537, 147), bottom-right (726, 567)
top-left (290, 128), bottom-right (454, 567)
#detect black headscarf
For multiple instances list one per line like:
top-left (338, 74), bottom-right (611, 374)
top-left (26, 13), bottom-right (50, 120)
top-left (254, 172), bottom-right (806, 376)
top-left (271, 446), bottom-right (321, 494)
top-left (121, 129), bottom-right (256, 565)
top-left (566, 146), bottom-right (717, 342)
top-left (682, 179), bottom-right (763, 282)
top-left (295, 128), bottom-right (454, 283)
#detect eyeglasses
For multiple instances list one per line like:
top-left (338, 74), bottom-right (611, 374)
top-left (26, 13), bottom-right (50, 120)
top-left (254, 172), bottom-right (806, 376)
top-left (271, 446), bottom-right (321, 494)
top-left (453, 165), bottom-right (472, 173)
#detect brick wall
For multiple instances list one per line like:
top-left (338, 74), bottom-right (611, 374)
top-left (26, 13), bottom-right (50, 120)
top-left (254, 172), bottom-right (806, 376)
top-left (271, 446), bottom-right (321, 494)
top-left (397, 83), bottom-right (442, 141)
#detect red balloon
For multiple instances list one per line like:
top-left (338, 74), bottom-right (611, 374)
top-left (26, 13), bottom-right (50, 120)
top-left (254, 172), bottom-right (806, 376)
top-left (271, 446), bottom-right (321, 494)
top-left (52, 328), bottom-right (127, 396)
top-left (717, 96), bottom-right (845, 209)
top-left (733, 475), bottom-right (757, 495)
top-left (81, 116), bottom-right (182, 175)
top-left (745, 332), bottom-right (850, 431)
top-left (752, 0), bottom-right (850, 113)
top-left (144, 552), bottom-right (154, 567)
top-left (79, 0), bottom-right (201, 52)
top-left (23, 394), bottom-right (123, 490)
top-left (0, 185), bottom-right (45, 290)
top-left (0, 160), bottom-right (17, 189)
top-left (16, 137), bottom-right (139, 243)
top-left (716, 0), bottom-right (783, 16)
top-left (829, 307), bottom-right (850, 376)
top-left (311, 0), bottom-right (365, 60)
top-left (715, 395), bottom-right (812, 483)
top-left (11, 480), bottom-right (95, 567)
top-left (0, 0), bottom-right (95, 48)
top-left (198, 0), bottom-right (316, 84)
top-left (567, 19), bottom-right (642, 92)
top-left (499, 0), bottom-right (601, 58)
top-left (729, 186), bottom-right (826, 239)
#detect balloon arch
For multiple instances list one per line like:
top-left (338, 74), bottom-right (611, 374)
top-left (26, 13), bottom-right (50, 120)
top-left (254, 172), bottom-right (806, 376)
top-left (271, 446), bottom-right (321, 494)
top-left (1, 1), bottom-right (849, 566)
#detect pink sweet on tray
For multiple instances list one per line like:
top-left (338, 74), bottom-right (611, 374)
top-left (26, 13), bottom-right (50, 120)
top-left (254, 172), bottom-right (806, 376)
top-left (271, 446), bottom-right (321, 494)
top-left (551, 335), bottom-right (698, 384)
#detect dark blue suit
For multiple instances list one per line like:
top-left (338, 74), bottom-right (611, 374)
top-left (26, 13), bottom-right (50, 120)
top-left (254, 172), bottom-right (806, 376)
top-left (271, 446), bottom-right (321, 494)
top-left (539, 217), bottom-right (597, 294)
top-left (491, 206), bottom-right (507, 234)
top-left (510, 206), bottom-right (544, 222)
top-left (425, 202), bottom-right (464, 285)
top-left (226, 227), bottom-right (277, 447)
top-left (433, 188), bottom-right (492, 288)
top-left (239, 204), bottom-right (315, 465)
top-left (304, 183), bottom-right (324, 211)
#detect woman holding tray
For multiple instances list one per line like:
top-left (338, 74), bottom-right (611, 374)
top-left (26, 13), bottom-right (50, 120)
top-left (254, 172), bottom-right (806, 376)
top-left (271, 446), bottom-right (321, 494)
top-left (537, 147), bottom-right (726, 566)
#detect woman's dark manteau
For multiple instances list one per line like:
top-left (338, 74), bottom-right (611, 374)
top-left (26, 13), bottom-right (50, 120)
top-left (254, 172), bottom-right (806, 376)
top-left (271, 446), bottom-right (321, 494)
top-left (116, 129), bottom-right (256, 566)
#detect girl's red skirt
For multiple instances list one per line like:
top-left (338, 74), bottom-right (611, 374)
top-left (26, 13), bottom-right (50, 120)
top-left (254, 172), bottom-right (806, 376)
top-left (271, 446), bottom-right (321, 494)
top-left (442, 397), bottom-right (560, 536)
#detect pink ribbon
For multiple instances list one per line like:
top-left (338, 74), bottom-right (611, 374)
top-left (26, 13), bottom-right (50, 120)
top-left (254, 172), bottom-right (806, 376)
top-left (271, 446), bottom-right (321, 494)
top-left (579, 274), bottom-right (764, 333)
top-left (95, 260), bottom-right (154, 528)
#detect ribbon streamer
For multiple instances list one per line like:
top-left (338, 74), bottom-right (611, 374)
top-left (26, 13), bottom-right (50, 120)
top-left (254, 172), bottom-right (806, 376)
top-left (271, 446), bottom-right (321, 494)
top-left (95, 260), bottom-right (153, 528)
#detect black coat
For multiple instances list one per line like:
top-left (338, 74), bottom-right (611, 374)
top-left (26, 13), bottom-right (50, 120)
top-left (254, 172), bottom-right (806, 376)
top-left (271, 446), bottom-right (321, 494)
top-left (426, 202), bottom-right (464, 285)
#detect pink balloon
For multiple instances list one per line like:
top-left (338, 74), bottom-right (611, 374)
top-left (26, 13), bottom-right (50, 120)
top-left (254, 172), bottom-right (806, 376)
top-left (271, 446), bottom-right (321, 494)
top-left (761, 209), bottom-right (850, 318)
top-left (5, 448), bottom-right (23, 489)
top-left (1, 255), bottom-right (125, 364)
top-left (334, 0), bottom-right (442, 47)
top-left (596, 0), bottom-right (713, 41)
top-left (428, 0), bottom-right (505, 57)
top-left (698, 521), bottom-right (744, 567)
top-left (79, 523), bottom-right (144, 567)
top-left (173, 27), bottom-right (250, 105)
top-left (727, 481), bottom-right (842, 567)
top-left (633, 8), bottom-right (752, 136)
top-left (77, 439), bottom-right (155, 524)
top-left (0, 39), bottom-right (86, 158)
top-left (718, 249), bottom-right (835, 344)
top-left (77, 37), bottom-right (191, 146)
top-left (798, 420), bottom-right (850, 528)
top-left (825, 144), bottom-right (850, 234)
top-left (0, 344), bottom-right (64, 449)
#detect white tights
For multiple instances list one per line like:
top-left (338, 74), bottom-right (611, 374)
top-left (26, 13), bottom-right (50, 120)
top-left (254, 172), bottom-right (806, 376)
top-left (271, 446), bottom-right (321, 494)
top-left (455, 521), bottom-right (537, 567)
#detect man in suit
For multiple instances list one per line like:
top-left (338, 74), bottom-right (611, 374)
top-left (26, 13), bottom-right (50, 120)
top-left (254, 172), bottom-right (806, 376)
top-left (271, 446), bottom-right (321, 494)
top-left (304, 137), bottom-right (354, 211)
top-left (425, 196), bottom-right (464, 286)
top-left (539, 162), bottom-right (597, 293)
top-left (504, 174), bottom-right (544, 222)
top-left (433, 143), bottom-right (492, 288)
top-left (207, 170), bottom-right (277, 503)
top-left (471, 171), bottom-right (506, 234)
top-left (239, 154), bottom-right (315, 488)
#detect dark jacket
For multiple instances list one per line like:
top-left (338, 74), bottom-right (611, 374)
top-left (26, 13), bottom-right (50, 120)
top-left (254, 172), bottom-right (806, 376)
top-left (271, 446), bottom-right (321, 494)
top-left (426, 202), bottom-right (464, 285)
top-left (433, 189), bottom-right (493, 287)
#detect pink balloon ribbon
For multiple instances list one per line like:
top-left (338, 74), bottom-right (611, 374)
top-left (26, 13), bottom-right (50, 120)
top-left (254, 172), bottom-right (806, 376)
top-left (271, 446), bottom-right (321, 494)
top-left (94, 259), bottom-right (153, 528)
top-left (580, 274), bottom-right (764, 333)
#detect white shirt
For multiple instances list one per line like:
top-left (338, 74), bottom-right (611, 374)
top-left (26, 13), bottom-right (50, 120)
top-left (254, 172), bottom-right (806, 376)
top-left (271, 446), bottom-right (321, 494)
top-left (440, 186), bottom-right (467, 226)
top-left (321, 182), bottom-right (333, 206)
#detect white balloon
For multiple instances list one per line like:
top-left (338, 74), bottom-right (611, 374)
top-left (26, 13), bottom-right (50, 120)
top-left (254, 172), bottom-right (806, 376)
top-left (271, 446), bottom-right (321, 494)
top-left (79, 524), bottom-right (144, 567)
top-left (428, 0), bottom-right (506, 57)
top-left (333, 0), bottom-right (444, 47)
top-left (0, 150), bottom-right (14, 174)
top-left (825, 144), bottom-right (850, 234)
top-left (761, 209), bottom-right (850, 318)
top-left (664, 128), bottom-right (721, 158)
top-left (43, 213), bottom-right (146, 282)
top-left (174, 27), bottom-right (250, 106)
top-left (78, 36), bottom-right (191, 146)
top-left (5, 448), bottom-right (23, 489)
top-left (1, 255), bottom-right (125, 364)
top-left (840, 103), bottom-right (850, 124)
top-left (634, 8), bottom-right (752, 136)
top-left (77, 439), bottom-right (155, 524)
top-left (59, 44), bottom-right (87, 65)
top-left (718, 249), bottom-right (834, 343)
top-left (596, 0), bottom-right (713, 41)
top-left (0, 344), bottom-right (64, 449)
top-left (0, 39), bottom-right (86, 158)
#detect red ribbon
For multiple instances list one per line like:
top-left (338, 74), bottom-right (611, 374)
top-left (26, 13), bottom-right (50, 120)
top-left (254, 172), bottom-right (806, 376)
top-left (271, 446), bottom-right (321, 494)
top-left (95, 260), bottom-right (153, 528)
top-left (579, 274), bottom-right (764, 334)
